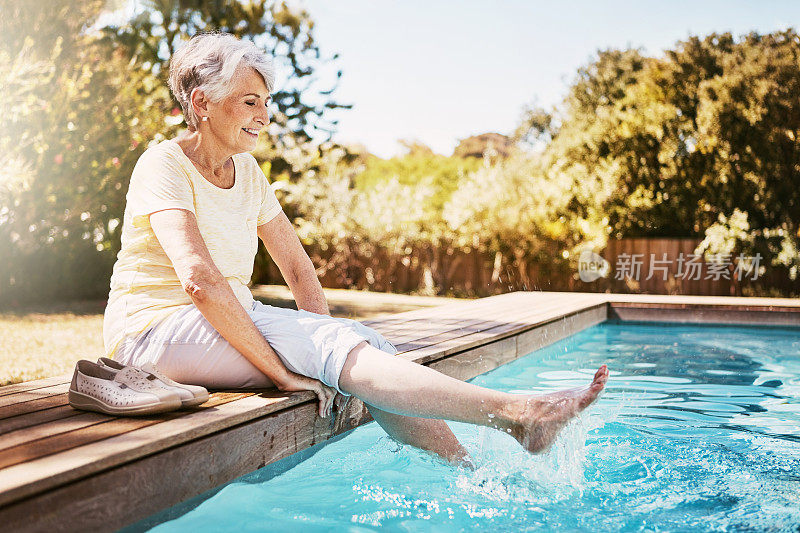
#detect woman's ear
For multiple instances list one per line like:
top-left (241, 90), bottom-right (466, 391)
top-left (190, 87), bottom-right (210, 119)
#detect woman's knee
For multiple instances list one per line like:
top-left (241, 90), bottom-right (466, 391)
top-left (357, 323), bottom-right (398, 354)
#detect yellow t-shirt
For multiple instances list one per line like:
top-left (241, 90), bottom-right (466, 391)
top-left (103, 139), bottom-right (282, 357)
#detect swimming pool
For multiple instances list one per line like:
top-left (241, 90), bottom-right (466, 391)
top-left (131, 321), bottom-right (800, 532)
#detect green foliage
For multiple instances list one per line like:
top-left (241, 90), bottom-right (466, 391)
top-left (354, 143), bottom-right (481, 215)
top-left (271, 141), bottom-right (605, 294)
top-left (284, 146), bottom-right (438, 253)
top-left (544, 31), bottom-right (800, 275)
top-left (443, 151), bottom-right (612, 261)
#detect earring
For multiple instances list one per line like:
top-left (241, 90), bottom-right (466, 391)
top-left (201, 116), bottom-right (208, 122)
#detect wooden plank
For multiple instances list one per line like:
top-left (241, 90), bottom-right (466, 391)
top-left (634, 238), bottom-right (644, 290)
top-left (0, 406), bottom-right (84, 435)
top-left (394, 317), bottom-right (506, 352)
top-left (397, 304), bottom-right (564, 353)
top-left (0, 391), bottom-right (309, 506)
top-left (397, 306), bottom-right (593, 367)
top-left (648, 238), bottom-right (666, 293)
top-left (393, 295), bottom-right (586, 353)
top-left (0, 373), bottom-right (72, 398)
top-left (361, 292), bottom-right (504, 326)
top-left (0, 412), bottom-right (109, 451)
top-left (0, 394), bottom-right (70, 420)
top-left (516, 304), bottom-right (606, 357)
top-left (623, 238), bottom-right (635, 291)
top-left (378, 317), bottom-right (472, 345)
top-left (475, 248), bottom-right (487, 293)
top-left (365, 292), bottom-right (527, 333)
top-left (0, 383), bottom-right (70, 408)
top-left (666, 238), bottom-right (681, 294)
top-left (365, 313), bottom-right (472, 337)
top-left (685, 238), bottom-right (701, 295)
top-left (387, 320), bottom-right (480, 348)
top-left (381, 293), bottom-right (543, 347)
top-left (636, 238), bottom-right (646, 291)
top-left (0, 392), bottom-right (259, 470)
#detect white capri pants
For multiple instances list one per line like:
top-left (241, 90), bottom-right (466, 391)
top-left (114, 301), bottom-right (398, 394)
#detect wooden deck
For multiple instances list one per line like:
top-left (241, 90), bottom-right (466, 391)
top-left (1, 291), bottom-right (799, 532)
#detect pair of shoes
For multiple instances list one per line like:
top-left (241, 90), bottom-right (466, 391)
top-left (68, 360), bottom-right (182, 416)
top-left (68, 359), bottom-right (209, 416)
top-left (96, 357), bottom-right (209, 408)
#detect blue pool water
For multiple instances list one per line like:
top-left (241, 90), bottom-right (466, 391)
top-left (134, 322), bottom-right (800, 532)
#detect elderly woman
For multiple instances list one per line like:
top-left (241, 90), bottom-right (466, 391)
top-left (103, 32), bottom-right (608, 463)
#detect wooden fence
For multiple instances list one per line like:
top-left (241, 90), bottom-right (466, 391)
top-left (254, 238), bottom-right (799, 298)
top-left (602, 238), bottom-right (734, 295)
top-left (599, 238), bottom-right (799, 296)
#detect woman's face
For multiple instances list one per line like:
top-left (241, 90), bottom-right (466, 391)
top-left (202, 66), bottom-right (271, 154)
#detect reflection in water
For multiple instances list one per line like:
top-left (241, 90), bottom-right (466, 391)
top-left (140, 322), bottom-right (800, 533)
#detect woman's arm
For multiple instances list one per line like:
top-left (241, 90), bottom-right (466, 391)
top-left (258, 211), bottom-right (330, 315)
top-left (149, 208), bottom-right (336, 416)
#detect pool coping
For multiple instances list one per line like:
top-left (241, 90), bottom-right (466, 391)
top-left (1, 292), bottom-right (799, 531)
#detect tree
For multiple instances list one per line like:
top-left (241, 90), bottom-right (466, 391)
top-left (444, 151), bottom-right (613, 290)
top-left (538, 32), bottom-right (800, 275)
top-left (353, 144), bottom-right (481, 214)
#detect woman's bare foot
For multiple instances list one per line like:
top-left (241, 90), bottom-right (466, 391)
top-left (504, 365), bottom-right (609, 454)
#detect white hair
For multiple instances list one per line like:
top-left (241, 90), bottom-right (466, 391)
top-left (168, 32), bottom-right (275, 129)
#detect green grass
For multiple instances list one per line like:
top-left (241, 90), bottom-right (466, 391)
top-left (0, 301), bottom-right (107, 386)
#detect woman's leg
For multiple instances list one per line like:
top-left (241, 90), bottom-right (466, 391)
top-left (365, 406), bottom-right (472, 465)
top-left (338, 341), bottom-right (608, 454)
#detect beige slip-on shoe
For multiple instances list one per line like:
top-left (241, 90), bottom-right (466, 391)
top-left (68, 360), bottom-right (182, 416)
top-left (97, 357), bottom-right (210, 408)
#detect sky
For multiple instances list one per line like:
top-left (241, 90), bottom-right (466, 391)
top-left (292, 0), bottom-right (800, 158)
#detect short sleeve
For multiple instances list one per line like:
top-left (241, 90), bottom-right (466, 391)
top-left (256, 172), bottom-right (283, 225)
top-left (127, 148), bottom-right (195, 222)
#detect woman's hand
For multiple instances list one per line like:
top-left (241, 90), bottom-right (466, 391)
top-left (275, 371), bottom-right (337, 418)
